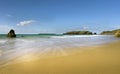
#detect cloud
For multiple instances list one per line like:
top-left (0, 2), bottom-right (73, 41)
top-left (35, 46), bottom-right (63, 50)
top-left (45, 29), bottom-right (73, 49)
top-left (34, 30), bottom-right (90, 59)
top-left (17, 20), bottom-right (35, 26)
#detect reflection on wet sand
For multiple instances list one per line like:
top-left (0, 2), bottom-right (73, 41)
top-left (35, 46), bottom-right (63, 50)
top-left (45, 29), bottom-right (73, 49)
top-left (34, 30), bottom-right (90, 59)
top-left (0, 35), bottom-right (120, 74)
top-left (0, 41), bottom-right (120, 74)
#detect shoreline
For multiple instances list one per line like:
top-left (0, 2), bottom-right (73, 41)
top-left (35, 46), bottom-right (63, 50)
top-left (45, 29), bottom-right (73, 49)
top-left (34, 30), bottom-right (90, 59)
top-left (0, 40), bottom-right (120, 74)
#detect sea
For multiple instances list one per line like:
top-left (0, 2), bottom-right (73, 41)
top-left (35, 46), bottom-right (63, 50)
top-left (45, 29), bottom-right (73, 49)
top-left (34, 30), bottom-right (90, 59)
top-left (0, 34), bottom-right (120, 66)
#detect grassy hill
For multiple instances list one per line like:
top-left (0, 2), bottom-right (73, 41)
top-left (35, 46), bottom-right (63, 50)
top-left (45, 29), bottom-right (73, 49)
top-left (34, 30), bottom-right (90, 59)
top-left (63, 31), bottom-right (93, 35)
top-left (101, 29), bottom-right (120, 35)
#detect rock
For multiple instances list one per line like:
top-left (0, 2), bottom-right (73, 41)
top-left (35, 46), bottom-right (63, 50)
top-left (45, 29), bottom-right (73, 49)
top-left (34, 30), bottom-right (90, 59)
top-left (101, 29), bottom-right (120, 35)
top-left (115, 31), bottom-right (120, 38)
top-left (94, 32), bottom-right (97, 35)
top-left (100, 31), bottom-right (114, 35)
top-left (63, 31), bottom-right (93, 35)
top-left (7, 29), bottom-right (16, 38)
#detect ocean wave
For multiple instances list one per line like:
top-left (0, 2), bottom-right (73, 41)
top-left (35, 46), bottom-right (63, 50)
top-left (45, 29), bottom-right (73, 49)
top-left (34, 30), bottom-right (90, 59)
top-left (0, 40), bottom-right (7, 44)
top-left (51, 35), bottom-right (105, 38)
top-left (0, 35), bottom-right (120, 66)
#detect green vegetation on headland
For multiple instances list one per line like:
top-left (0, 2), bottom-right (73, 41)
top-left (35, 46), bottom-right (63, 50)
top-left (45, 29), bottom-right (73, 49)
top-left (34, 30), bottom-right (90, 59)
top-left (63, 31), bottom-right (95, 35)
top-left (100, 29), bottom-right (120, 38)
top-left (115, 31), bottom-right (120, 37)
top-left (100, 29), bottom-right (120, 35)
top-left (5, 28), bottom-right (120, 38)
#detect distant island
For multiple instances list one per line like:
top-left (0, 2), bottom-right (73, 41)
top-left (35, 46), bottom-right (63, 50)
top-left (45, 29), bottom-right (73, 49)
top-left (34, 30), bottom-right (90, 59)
top-left (38, 33), bottom-right (57, 35)
top-left (63, 31), bottom-right (96, 35)
top-left (38, 33), bottom-right (63, 36)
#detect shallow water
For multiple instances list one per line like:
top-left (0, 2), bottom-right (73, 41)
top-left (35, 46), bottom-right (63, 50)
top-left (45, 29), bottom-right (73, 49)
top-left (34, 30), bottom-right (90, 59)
top-left (0, 35), bottom-right (120, 66)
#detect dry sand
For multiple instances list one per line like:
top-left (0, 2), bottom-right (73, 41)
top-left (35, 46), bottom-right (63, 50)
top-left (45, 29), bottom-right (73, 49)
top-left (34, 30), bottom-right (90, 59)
top-left (0, 41), bottom-right (120, 74)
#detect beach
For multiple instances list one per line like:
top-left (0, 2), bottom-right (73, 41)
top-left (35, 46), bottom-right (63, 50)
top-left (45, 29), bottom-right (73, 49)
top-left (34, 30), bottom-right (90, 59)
top-left (0, 35), bottom-right (120, 74)
top-left (1, 0), bottom-right (120, 73)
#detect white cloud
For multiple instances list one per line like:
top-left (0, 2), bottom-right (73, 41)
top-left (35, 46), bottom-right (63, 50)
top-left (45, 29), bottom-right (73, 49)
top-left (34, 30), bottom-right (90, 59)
top-left (17, 20), bottom-right (35, 26)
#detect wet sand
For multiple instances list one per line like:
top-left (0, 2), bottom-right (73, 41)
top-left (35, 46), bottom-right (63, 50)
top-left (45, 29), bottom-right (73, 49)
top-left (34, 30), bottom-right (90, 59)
top-left (0, 41), bottom-right (120, 74)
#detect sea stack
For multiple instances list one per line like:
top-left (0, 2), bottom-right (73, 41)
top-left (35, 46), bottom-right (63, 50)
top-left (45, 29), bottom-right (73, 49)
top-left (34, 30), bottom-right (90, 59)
top-left (7, 29), bottom-right (16, 38)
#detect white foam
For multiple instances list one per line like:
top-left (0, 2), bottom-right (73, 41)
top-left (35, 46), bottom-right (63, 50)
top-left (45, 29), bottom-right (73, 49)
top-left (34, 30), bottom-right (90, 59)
top-left (0, 40), bottom-right (7, 44)
top-left (0, 35), bottom-right (119, 67)
top-left (51, 35), bottom-right (103, 38)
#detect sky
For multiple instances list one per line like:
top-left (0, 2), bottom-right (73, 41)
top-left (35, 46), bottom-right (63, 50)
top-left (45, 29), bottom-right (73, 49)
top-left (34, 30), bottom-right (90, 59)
top-left (0, 0), bottom-right (120, 34)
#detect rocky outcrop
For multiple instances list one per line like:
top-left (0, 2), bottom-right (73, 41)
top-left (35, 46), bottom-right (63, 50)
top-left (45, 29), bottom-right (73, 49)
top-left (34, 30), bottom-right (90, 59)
top-left (101, 29), bottom-right (120, 35)
top-left (115, 31), bottom-right (120, 37)
top-left (7, 29), bottom-right (16, 38)
top-left (93, 32), bottom-right (97, 35)
top-left (63, 31), bottom-right (93, 35)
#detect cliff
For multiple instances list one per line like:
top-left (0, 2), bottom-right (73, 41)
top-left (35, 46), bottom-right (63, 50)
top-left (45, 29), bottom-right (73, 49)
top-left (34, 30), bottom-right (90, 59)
top-left (101, 29), bottom-right (120, 35)
top-left (63, 31), bottom-right (93, 35)
top-left (115, 31), bottom-right (120, 37)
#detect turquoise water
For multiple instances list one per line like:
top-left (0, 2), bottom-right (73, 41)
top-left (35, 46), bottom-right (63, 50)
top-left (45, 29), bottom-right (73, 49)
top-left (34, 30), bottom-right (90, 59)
top-left (0, 35), bottom-right (120, 50)
top-left (0, 34), bottom-right (63, 38)
top-left (0, 35), bottom-right (120, 66)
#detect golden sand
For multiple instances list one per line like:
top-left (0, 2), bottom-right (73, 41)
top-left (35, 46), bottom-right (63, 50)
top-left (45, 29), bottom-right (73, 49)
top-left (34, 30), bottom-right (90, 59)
top-left (0, 41), bottom-right (120, 74)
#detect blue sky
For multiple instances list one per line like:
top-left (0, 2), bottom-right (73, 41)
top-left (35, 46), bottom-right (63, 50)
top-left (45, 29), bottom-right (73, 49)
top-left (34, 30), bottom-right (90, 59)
top-left (0, 0), bottom-right (120, 34)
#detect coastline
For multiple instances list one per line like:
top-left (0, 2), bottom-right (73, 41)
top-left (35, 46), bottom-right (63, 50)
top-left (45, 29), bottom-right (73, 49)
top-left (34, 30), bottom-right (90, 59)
top-left (0, 40), bottom-right (120, 74)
